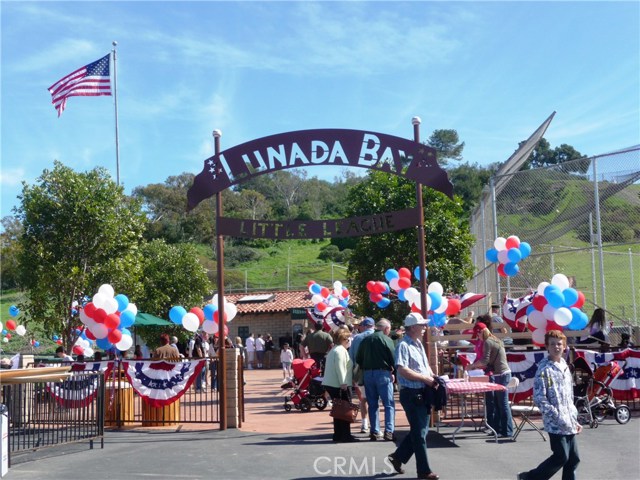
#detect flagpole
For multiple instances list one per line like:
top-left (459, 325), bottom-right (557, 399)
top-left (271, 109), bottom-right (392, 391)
top-left (112, 41), bottom-right (121, 187)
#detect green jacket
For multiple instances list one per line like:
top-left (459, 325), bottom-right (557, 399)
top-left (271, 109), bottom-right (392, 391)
top-left (355, 330), bottom-right (395, 372)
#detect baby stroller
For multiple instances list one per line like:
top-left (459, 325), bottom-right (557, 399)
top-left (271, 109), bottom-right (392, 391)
top-left (572, 357), bottom-right (631, 428)
top-left (282, 358), bottom-right (328, 412)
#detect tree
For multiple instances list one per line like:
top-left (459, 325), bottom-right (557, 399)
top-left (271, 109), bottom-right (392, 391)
top-left (0, 216), bottom-right (23, 290)
top-left (15, 161), bottom-right (147, 351)
top-left (427, 129), bottom-right (465, 166)
top-left (523, 138), bottom-right (587, 172)
top-left (447, 162), bottom-right (495, 215)
top-left (345, 172), bottom-right (475, 324)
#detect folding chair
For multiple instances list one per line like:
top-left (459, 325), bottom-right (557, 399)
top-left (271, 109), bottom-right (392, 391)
top-left (508, 377), bottom-right (546, 441)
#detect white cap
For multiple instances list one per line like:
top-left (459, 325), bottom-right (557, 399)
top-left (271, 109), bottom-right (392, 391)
top-left (404, 312), bottom-right (427, 327)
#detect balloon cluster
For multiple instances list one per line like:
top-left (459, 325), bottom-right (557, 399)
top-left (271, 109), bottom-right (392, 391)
top-left (3, 305), bottom-right (27, 343)
top-left (308, 281), bottom-right (350, 314)
top-left (78, 284), bottom-right (137, 352)
top-left (525, 273), bottom-right (588, 346)
top-left (30, 339), bottom-right (41, 348)
top-left (486, 235), bottom-right (531, 277)
top-left (71, 328), bottom-right (95, 357)
top-left (169, 294), bottom-right (238, 336)
top-left (367, 267), bottom-right (461, 327)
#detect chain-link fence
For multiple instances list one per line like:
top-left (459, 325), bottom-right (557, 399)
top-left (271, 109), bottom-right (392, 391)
top-left (468, 146), bottom-right (640, 326)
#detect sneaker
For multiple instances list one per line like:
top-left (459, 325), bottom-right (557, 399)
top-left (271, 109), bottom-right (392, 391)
top-left (360, 426), bottom-right (370, 434)
top-left (369, 432), bottom-right (383, 441)
top-left (383, 431), bottom-right (397, 442)
top-left (387, 454), bottom-right (404, 474)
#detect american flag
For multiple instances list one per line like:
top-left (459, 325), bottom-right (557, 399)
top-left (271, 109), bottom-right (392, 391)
top-left (48, 54), bottom-right (112, 116)
top-left (502, 292), bottom-right (535, 332)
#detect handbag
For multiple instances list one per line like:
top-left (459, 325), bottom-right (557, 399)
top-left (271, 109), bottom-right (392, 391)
top-left (329, 398), bottom-right (360, 423)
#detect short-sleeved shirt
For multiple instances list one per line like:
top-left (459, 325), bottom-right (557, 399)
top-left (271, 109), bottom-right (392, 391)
top-left (395, 336), bottom-right (433, 389)
top-left (302, 330), bottom-right (333, 354)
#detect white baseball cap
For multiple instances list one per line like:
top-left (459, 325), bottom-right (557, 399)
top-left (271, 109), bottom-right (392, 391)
top-left (404, 312), bottom-right (427, 327)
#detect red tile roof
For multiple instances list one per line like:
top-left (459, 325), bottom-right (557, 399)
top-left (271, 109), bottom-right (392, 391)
top-left (224, 290), bottom-right (313, 315)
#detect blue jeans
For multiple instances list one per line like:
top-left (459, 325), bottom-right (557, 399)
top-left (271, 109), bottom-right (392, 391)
top-left (486, 372), bottom-right (513, 436)
top-left (523, 433), bottom-right (580, 480)
top-left (364, 369), bottom-right (395, 434)
top-left (393, 388), bottom-right (433, 476)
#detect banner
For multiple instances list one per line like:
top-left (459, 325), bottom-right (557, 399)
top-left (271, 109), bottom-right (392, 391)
top-left (123, 359), bottom-right (205, 407)
top-left (45, 361), bottom-right (114, 409)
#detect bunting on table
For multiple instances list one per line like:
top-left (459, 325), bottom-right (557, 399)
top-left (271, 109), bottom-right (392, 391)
top-left (123, 359), bottom-right (205, 407)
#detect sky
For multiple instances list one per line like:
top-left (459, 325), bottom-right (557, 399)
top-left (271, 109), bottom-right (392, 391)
top-left (1, 1), bottom-right (639, 220)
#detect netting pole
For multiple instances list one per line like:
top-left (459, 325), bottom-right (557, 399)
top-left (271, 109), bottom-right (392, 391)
top-left (490, 176), bottom-right (501, 303)
top-left (593, 156), bottom-right (607, 309)
top-left (589, 212), bottom-right (598, 305)
top-left (630, 249), bottom-right (637, 326)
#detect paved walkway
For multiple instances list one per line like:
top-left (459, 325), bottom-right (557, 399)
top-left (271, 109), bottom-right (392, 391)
top-left (5, 367), bottom-right (640, 480)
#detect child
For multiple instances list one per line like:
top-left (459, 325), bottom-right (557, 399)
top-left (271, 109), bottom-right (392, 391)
top-left (280, 343), bottom-right (294, 380)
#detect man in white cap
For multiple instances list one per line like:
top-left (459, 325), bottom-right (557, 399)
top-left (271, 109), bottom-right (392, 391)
top-left (388, 313), bottom-right (439, 480)
top-left (350, 316), bottom-right (375, 433)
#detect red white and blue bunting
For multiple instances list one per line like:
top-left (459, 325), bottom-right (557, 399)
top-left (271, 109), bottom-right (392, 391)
top-left (123, 359), bottom-right (205, 407)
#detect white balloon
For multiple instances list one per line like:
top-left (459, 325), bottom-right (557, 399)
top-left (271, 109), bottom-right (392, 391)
top-left (2, 338), bottom-right (8, 343)
top-left (497, 249), bottom-right (510, 264)
top-left (15, 325), bottom-right (26, 336)
top-left (528, 310), bottom-right (547, 329)
top-left (312, 294), bottom-right (324, 305)
top-left (125, 303), bottom-right (138, 316)
top-left (413, 296), bottom-right (422, 310)
top-left (84, 347), bottom-right (94, 357)
top-left (425, 295), bottom-right (432, 312)
top-left (553, 307), bottom-right (572, 326)
top-left (182, 312), bottom-right (199, 332)
top-left (333, 280), bottom-right (343, 292)
top-left (531, 328), bottom-right (546, 345)
top-left (79, 309), bottom-right (91, 325)
top-left (92, 292), bottom-right (108, 309)
top-left (328, 297), bottom-right (339, 307)
top-left (389, 278), bottom-right (401, 291)
top-left (225, 303), bottom-right (238, 322)
top-left (542, 304), bottom-right (557, 321)
top-left (98, 284), bottom-right (115, 298)
top-left (551, 274), bottom-right (570, 291)
top-left (0, 322), bottom-right (3, 332)
top-left (91, 323), bottom-right (109, 339)
top-left (114, 335), bottom-right (132, 352)
top-left (202, 320), bottom-right (217, 334)
top-left (404, 288), bottom-right (419, 304)
top-left (104, 297), bottom-right (119, 315)
top-left (435, 297), bottom-right (449, 314)
top-left (537, 282), bottom-right (550, 296)
top-left (494, 237), bottom-right (507, 250)
top-left (427, 282), bottom-right (444, 296)
top-left (210, 294), bottom-right (219, 306)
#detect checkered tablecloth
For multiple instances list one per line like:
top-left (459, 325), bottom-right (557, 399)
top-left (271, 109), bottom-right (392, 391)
top-left (445, 381), bottom-right (506, 395)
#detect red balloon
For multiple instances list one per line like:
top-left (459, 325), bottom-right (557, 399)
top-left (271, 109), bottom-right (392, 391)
top-left (94, 308), bottom-right (107, 323)
top-left (371, 293), bottom-right (383, 303)
top-left (505, 236), bottom-right (521, 249)
top-left (5, 320), bottom-right (16, 331)
top-left (85, 329), bottom-right (96, 341)
top-left (446, 299), bottom-right (461, 315)
top-left (398, 267), bottom-right (412, 279)
top-left (5, 333), bottom-right (11, 339)
top-left (307, 280), bottom-right (315, 287)
top-left (573, 291), bottom-right (585, 309)
top-left (213, 310), bottom-right (228, 322)
top-left (105, 313), bottom-right (120, 329)
top-left (108, 329), bottom-right (122, 344)
top-left (72, 345), bottom-right (84, 356)
top-left (56, 339), bottom-right (63, 345)
top-left (320, 287), bottom-right (330, 298)
top-left (316, 302), bottom-right (327, 312)
top-left (411, 304), bottom-right (421, 313)
top-left (497, 264), bottom-right (507, 277)
top-left (532, 295), bottom-right (548, 311)
top-left (375, 281), bottom-right (387, 294)
top-left (341, 288), bottom-right (350, 298)
top-left (366, 281), bottom-right (376, 293)
top-left (84, 302), bottom-right (97, 317)
top-left (398, 277), bottom-right (411, 290)
top-left (190, 307), bottom-right (205, 324)
top-left (546, 320), bottom-right (564, 332)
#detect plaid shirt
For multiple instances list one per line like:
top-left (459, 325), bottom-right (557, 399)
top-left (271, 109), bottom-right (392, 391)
top-left (395, 336), bottom-right (432, 389)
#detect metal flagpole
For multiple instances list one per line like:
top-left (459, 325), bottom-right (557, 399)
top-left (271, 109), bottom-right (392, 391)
top-left (112, 41), bottom-right (121, 187)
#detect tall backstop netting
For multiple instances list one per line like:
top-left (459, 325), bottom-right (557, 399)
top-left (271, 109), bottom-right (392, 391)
top-left (468, 146), bottom-right (640, 326)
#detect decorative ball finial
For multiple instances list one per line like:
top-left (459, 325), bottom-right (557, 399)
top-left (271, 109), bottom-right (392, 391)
top-left (112, 41), bottom-right (118, 47)
top-left (411, 116), bottom-right (421, 125)
top-left (212, 129), bottom-right (222, 138)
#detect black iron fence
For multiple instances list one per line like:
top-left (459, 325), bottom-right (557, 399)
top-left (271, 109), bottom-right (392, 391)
top-left (1, 372), bottom-right (104, 465)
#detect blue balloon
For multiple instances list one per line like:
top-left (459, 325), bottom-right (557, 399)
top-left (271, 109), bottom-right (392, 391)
top-left (203, 303), bottom-right (217, 320)
top-left (385, 269), bottom-right (399, 282)
top-left (544, 286), bottom-right (565, 309)
top-left (339, 299), bottom-right (349, 308)
top-left (9, 305), bottom-right (19, 317)
top-left (413, 266), bottom-right (428, 281)
top-left (310, 283), bottom-right (322, 295)
top-left (96, 338), bottom-right (113, 350)
top-left (120, 310), bottom-right (136, 328)
top-left (504, 262), bottom-right (520, 277)
top-left (34, 341), bottom-right (40, 347)
top-left (526, 304), bottom-right (535, 315)
top-left (562, 288), bottom-right (578, 308)
top-left (120, 328), bottom-right (131, 337)
top-left (115, 294), bottom-right (129, 312)
top-left (519, 242), bottom-right (532, 259)
top-left (169, 306), bottom-right (187, 325)
top-left (376, 298), bottom-right (391, 309)
top-left (52, 334), bottom-right (59, 341)
top-left (428, 292), bottom-right (442, 311)
top-left (567, 308), bottom-right (588, 330)
top-left (382, 282), bottom-right (390, 294)
top-left (485, 248), bottom-right (499, 263)
top-left (2, 330), bottom-right (7, 335)
top-left (398, 289), bottom-right (407, 302)
top-left (507, 248), bottom-right (522, 263)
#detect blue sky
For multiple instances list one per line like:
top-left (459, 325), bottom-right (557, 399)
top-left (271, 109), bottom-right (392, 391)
top-left (1, 1), bottom-right (639, 219)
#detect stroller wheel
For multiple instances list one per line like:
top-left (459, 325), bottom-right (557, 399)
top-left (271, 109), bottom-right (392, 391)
top-left (314, 397), bottom-right (328, 411)
top-left (299, 398), bottom-right (312, 412)
top-left (614, 405), bottom-right (631, 424)
top-left (590, 419), bottom-right (599, 428)
top-left (284, 404), bottom-right (292, 412)
top-left (593, 405), bottom-right (607, 423)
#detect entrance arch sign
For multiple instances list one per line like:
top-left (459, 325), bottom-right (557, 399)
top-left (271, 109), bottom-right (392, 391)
top-left (187, 129), bottom-right (452, 211)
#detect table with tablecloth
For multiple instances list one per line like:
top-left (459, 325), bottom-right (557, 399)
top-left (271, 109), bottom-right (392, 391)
top-left (439, 379), bottom-right (507, 443)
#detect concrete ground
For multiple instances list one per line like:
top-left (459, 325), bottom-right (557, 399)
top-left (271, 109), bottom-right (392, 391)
top-left (5, 368), bottom-right (640, 480)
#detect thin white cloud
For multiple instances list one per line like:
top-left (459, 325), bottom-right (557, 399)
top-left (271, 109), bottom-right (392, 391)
top-left (13, 38), bottom-right (98, 73)
top-left (0, 167), bottom-right (25, 187)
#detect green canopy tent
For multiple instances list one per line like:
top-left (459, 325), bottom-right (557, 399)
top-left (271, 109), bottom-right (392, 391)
top-left (134, 312), bottom-right (173, 327)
